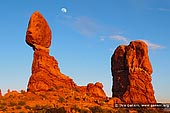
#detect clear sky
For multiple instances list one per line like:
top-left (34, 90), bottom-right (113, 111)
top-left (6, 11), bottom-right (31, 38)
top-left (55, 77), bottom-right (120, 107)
top-left (0, 0), bottom-right (170, 103)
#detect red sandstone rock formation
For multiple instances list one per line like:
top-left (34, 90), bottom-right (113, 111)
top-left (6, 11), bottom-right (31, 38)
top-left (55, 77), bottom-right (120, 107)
top-left (26, 11), bottom-right (106, 99)
top-left (26, 11), bottom-right (51, 49)
top-left (111, 40), bottom-right (156, 103)
top-left (77, 82), bottom-right (106, 99)
top-left (26, 11), bottom-right (76, 91)
top-left (87, 82), bottom-right (106, 98)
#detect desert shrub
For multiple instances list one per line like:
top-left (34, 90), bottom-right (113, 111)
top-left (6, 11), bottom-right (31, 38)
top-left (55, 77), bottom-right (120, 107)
top-left (89, 106), bottom-right (103, 113)
top-left (48, 87), bottom-right (55, 91)
top-left (58, 97), bottom-right (65, 103)
top-left (16, 105), bottom-right (22, 109)
top-left (20, 90), bottom-right (26, 94)
top-left (9, 101), bottom-right (17, 107)
top-left (0, 104), bottom-right (7, 111)
top-left (134, 108), bottom-right (159, 113)
top-left (18, 101), bottom-right (26, 106)
top-left (32, 105), bottom-right (52, 111)
top-left (8, 94), bottom-right (14, 98)
top-left (75, 97), bottom-right (80, 101)
top-left (53, 93), bottom-right (57, 96)
top-left (71, 105), bottom-right (89, 113)
top-left (33, 105), bottom-right (43, 110)
top-left (46, 107), bottom-right (66, 113)
top-left (74, 88), bottom-right (80, 92)
top-left (40, 94), bottom-right (47, 99)
top-left (115, 108), bottom-right (129, 113)
top-left (24, 105), bottom-right (31, 110)
top-left (42, 105), bottom-right (51, 110)
top-left (28, 111), bottom-right (33, 113)
top-left (94, 100), bottom-right (105, 106)
top-left (0, 102), bottom-right (7, 106)
top-left (102, 108), bottom-right (113, 113)
top-left (19, 112), bottom-right (25, 113)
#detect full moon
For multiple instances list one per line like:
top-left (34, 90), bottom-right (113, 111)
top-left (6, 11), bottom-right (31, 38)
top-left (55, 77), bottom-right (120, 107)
top-left (61, 7), bottom-right (67, 13)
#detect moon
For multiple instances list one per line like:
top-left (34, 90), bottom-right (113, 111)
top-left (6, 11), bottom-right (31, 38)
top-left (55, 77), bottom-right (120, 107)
top-left (61, 7), bottom-right (67, 13)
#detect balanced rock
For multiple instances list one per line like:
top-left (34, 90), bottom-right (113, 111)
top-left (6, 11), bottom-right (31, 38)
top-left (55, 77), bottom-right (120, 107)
top-left (111, 40), bottom-right (156, 103)
top-left (26, 11), bottom-right (76, 91)
top-left (26, 11), bottom-right (51, 50)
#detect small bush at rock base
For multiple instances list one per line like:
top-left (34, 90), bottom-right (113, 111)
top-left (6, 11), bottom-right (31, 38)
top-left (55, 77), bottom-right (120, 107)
top-left (71, 105), bottom-right (89, 113)
top-left (16, 105), bottom-right (22, 109)
top-left (58, 97), bottom-right (65, 103)
top-left (9, 102), bottom-right (17, 107)
top-left (18, 101), bottom-right (26, 106)
top-left (89, 106), bottom-right (103, 113)
top-left (24, 105), bottom-right (31, 110)
top-left (46, 107), bottom-right (66, 113)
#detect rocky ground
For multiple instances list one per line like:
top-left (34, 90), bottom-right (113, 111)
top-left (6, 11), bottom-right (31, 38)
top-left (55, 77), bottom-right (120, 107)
top-left (0, 89), bottom-right (164, 113)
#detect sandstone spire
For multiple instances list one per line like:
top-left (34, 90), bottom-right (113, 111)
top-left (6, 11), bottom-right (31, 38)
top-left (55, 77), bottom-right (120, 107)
top-left (111, 40), bottom-right (156, 103)
top-left (26, 11), bottom-right (76, 91)
top-left (25, 11), bottom-right (106, 99)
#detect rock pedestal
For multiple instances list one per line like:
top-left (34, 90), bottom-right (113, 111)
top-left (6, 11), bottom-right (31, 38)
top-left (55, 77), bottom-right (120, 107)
top-left (25, 11), bottom-right (106, 99)
top-left (111, 40), bottom-right (156, 103)
top-left (26, 11), bottom-right (76, 91)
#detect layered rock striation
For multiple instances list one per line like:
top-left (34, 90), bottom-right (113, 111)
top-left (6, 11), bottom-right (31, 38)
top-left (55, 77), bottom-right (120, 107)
top-left (111, 40), bottom-right (156, 103)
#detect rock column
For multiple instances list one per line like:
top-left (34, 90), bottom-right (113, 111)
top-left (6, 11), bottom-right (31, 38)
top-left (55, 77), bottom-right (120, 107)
top-left (111, 40), bottom-right (156, 103)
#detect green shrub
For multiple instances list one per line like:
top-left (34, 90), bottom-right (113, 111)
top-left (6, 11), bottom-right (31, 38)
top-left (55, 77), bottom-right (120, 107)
top-left (71, 105), bottom-right (89, 113)
top-left (58, 97), bottom-right (65, 103)
top-left (28, 111), bottom-right (33, 113)
top-left (75, 97), bottom-right (80, 101)
top-left (24, 105), bottom-right (31, 110)
top-left (32, 105), bottom-right (43, 110)
top-left (115, 108), bottom-right (129, 113)
top-left (19, 112), bottom-right (25, 113)
top-left (16, 105), bottom-right (22, 109)
top-left (89, 106), bottom-right (103, 113)
top-left (18, 101), bottom-right (26, 106)
top-left (40, 94), bottom-right (47, 99)
top-left (48, 87), bottom-right (55, 91)
top-left (42, 105), bottom-right (51, 110)
top-left (20, 90), bottom-right (26, 94)
top-left (32, 104), bottom-right (51, 111)
top-left (9, 102), bottom-right (17, 107)
top-left (46, 107), bottom-right (66, 113)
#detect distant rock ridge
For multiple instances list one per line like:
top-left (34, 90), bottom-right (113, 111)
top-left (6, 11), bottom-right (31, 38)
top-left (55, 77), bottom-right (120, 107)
top-left (111, 40), bottom-right (156, 103)
top-left (26, 11), bottom-right (106, 99)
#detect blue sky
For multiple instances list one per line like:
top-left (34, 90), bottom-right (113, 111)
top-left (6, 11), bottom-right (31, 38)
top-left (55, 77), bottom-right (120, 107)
top-left (0, 0), bottom-right (170, 102)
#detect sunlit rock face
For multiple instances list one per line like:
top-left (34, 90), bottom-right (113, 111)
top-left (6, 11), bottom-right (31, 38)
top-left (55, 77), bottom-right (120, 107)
top-left (25, 11), bottom-right (106, 99)
top-left (26, 11), bottom-right (76, 92)
top-left (26, 11), bottom-right (51, 50)
top-left (111, 40), bottom-right (156, 103)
